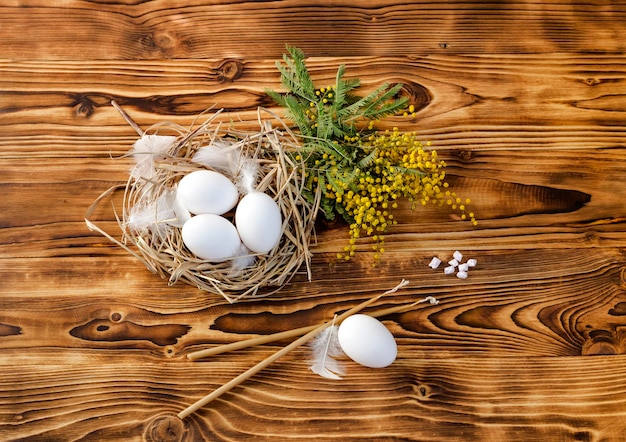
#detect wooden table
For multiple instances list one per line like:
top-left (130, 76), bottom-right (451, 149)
top-left (2, 1), bottom-right (626, 440)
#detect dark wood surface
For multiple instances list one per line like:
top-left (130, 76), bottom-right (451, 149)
top-left (2, 1), bottom-right (626, 441)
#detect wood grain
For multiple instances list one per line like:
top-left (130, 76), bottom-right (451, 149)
top-left (3, 55), bottom-right (626, 150)
top-left (1, 358), bottom-right (626, 441)
top-left (1, 248), bottom-right (626, 364)
top-left (2, 0), bottom-right (626, 440)
top-left (1, 1), bottom-right (626, 60)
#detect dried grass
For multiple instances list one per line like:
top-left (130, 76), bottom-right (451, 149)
top-left (86, 107), bottom-right (319, 303)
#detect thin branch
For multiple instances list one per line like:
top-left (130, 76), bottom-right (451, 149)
top-left (111, 100), bottom-right (143, 136)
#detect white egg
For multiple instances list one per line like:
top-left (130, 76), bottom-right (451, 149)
top-left (235, 191), bottom-right (282, 254)
top-left (337, 314), bottom-right (397, 368)
top-left (177, 170), bottom-right (239, 215)
top-left (181, 214), bottom-right (241, 262)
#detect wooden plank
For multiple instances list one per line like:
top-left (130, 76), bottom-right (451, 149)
top-left (1, 247), bottom-right (624, 359)
top-left (2, 55), bottom-right (626, 155)
top-left (1, 1), bottom-right (626, 60)
top-left (0, 357), bottom-right (625, 441)
top-left (3, 138), bottom-right (626, 258)
top-left (3, 1), bottom-right (626, 439)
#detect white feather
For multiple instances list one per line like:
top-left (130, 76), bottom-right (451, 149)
top-left (126, 190), bottom-right (183, 235)
top-left (131, 134), bottom-right (177, 179)
top-left (193, 140), bottom-right (260, 194)
top-left (309, 323), bottom-right (345, 380)
top-left (230, 244), bottom-right (257, 272)
top-left (192, 140), bottom-right (239, 174)
top-left (236, 157), bottom-right (259, 195)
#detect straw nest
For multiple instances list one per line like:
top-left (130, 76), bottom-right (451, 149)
top-left (86, 106), bottom-right (319, 303)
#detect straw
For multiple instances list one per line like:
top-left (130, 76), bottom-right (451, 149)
top-left (86, 104), bottom-right (317, 302)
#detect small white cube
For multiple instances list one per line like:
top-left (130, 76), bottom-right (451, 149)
top-left (456, 271), bottom-right (468, 279)
top-left (444, 266), bottom-right (456, 275)
top-left (428, 257), bottom-right (442, 269)
top-left (467, 258), bottom-right (477, 267)
top-left (448, 259), bottom-right (459, 267)
top-left (453, 250), bottom-right (463, 261)
top-left (458, 263), bottom-right (469, 272)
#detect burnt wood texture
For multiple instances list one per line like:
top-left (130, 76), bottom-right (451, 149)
top-left (2, 1), bottom-right (626, 441)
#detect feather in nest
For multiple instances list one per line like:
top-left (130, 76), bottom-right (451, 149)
top-left (126, 189), bottom-right (190, 235)
top-left (309, 317), bottom-right (346, 380)
top-left (192, 139), bottom-right (239, 174)
top-left (192, 140), bottom-right (259, 195)
top-left (131, 134), bottom-right (178, 180)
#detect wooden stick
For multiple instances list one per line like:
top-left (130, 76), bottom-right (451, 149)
top-left (367, 295), bottom-right (439, 318)
top-left (186, 294), bottom-right (437, 361)
top-left (178, 290), bottom-right (390, 420)
top-left (111, 100), bottom-right (144, 136)
top-left (187, 324), bottom-right (319, 360)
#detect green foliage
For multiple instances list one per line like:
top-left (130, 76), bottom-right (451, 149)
top-left (267, 45), bottom-right (409, 221)
top-left (267, 45), bottom-right (407, 143)
top-left (267, 46), bottom-right (476, 262)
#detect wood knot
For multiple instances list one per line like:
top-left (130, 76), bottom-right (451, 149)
top-left (140, 31), bottom-right (179, 55)
top-left (217, 59), bottom-right (244, 82)
top-left (164, 346), bottom-right (176, 358)
top-left (72, 94), bottom-right (95, 118)
top-left (0, 323), bottom-right (21, 337)
top-left (581, 329), bottom-right (621, 356)
top-left (414, 383), bottom-right (432, 399)
top-left (153, 31), bottom-right (177, 50)
top-left (400, 82), bottom-right (431, 113)
top-left (144, 414), bottom-right (185, 442)
top-left (583, 78), bottom-right (601, 86)
top-left (69, 319), bottom-right (191, 346)
top-left (452, 148), bottom-right (475, 162)
top-left (583, 231), bottom-right (600, 244)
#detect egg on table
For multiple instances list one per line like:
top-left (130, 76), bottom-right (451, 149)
top-left (177, 170), bottom-right (239, 215)
top-left (235, 191), bottom-right (283, 254)
top-left (337, 314), bottom-right (398, 368)
top-left (181, 214), bottom-right (241, 262)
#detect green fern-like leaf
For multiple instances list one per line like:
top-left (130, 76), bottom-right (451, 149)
top-left (268, 45), bottom-right (408, 146)
top-left (361, 83), bottom-right (407, 119)
top-left (286, 46), bottom-right (316, 98)
top-left (341, 83), bottom-right (407, 123)
top-left (320, 198), bottom-right (336, 221)
top-left (284, 95), bottom-right (313, 137)
top-left (357, 148), bottom-right (379, 170)
top-left (275, 46), bottom-right (316, 102)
